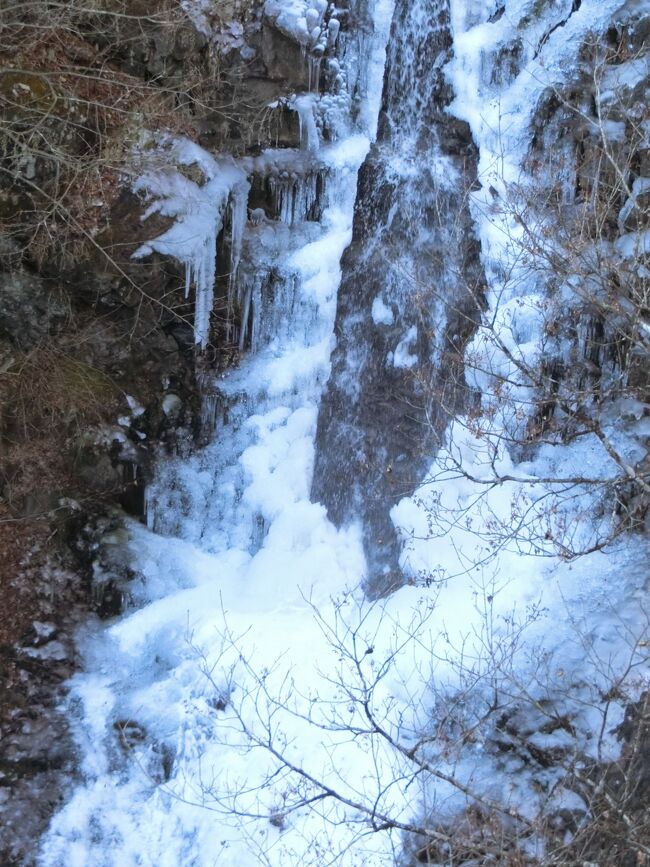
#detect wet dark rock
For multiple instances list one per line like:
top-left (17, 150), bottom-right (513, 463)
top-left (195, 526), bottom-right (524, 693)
top-left (0, 597), bottom-right (78, 867)
top-left (490, 38), bottom-right (524, 86)
top-left (114, 719), bottom-right (147, 750)
top-left (83, 0), bottom-right (208, 84)
top-left (20, 622), bottom-right (58, 649)
top-left (489, 4), bottom-right (505, 22)
top-left (312, 0), bottom-right (484, 595)
top-left (94, 579), bottom-right (125, 619)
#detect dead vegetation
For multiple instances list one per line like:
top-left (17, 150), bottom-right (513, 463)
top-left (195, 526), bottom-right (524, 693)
top-left (0, 8), bottom-right (195, 268)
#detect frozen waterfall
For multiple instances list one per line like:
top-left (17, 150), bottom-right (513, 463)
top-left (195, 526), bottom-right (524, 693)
top-left (37, 1), bottom-right (650, 865)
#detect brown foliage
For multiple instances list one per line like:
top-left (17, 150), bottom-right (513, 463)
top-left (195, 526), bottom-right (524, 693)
top-left (0, 0), bottom-right (203, 269)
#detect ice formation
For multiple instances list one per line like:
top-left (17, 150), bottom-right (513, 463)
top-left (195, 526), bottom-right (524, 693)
top-left (133, 142), bottom-right (249, 349)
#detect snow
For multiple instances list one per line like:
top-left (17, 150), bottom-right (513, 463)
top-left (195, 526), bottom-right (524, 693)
top-left (383, 0), bottom-right (650, 843)
top-left (616, 227), bottom-right (650, 259)
top-left (39, 0), bottom-right (404, 862)
top-left (392, 325), bottom-right (418, 367)
top-left (618, 175), bottom-right (650, 232)
top-left (264, 0), bottom-right (312, 45)
top-left (162, 394), bottom-right (182, 417)
top-left (23, 640), bottom-right (68, 661)
top-left (600, 53), bottom-right (650, 98)
top-left (180, 0), bottom-right (250, 54)
top-left (125, 394), bottom-right (145, 417)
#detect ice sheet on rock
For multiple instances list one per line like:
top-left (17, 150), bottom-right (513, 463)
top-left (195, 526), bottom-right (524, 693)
top-left (600, 54), bottom-right (650, 98)
top-left (292, 94), bottom-right (320, 150)
top-left (264, 0), bottom-right (311, 44)
top-left (618, 176), bottom-right (650, 233)
top-left (392, 325), bottom-right (418, 367)
top-left (180, 0), bottom-right (212, 36)
top-left (38, 2), bottom-right (399, 860)
top-left (371, 295), bottom-right (394, 325)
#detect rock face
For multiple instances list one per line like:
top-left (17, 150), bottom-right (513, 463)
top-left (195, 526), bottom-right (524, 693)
top-left (312, 0), bottom-right (484, 595)
top-left (313, 0), bottom-right (649, 597)
top-left (0, 596), bottom-right (79, 867)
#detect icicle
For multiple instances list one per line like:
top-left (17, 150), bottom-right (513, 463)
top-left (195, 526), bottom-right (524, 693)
top-left (295, 180), bottom-right (303, 222)
top-left (192, 229), bottom-right (219, 349)
top-left (292, 94), bottom-right (319, 151)
top-left (222, 180), bottom-right (251, 345)
top-left (239, 280), bottom-right (253, 352)
top-left (327, 17), bottom-right (340, 48)
top-left (305, 8), bottom-right (320, 30)
top-left (200, 391), bottom-right (218, 434)
top-left (270, 173), bottom-right (297, 224)
top-left (266, 170), bottom-right (328, 226)
top-left (250, 278), bottom-right (262, 353)
top-left (309, 55), bottom-right (323, 92)
top-left (229, 180), bottom-right (250, 295)
top-left (132, 150), bottom-right (250, 352)
top-left (285, 178), bottom-right (294, 223)
top-left (144, 486), bottom-right (154, 530)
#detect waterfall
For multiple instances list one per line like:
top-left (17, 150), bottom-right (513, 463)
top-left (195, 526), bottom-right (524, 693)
top-left (312, 0), bottom-right (484, 595)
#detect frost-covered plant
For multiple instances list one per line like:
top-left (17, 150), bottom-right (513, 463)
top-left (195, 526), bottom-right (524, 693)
top-left (177, 590), bottom-right (649, 866)
top-left (405, 30), bottom-right (649, 569)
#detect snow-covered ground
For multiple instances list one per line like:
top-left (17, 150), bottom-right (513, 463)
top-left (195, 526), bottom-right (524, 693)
top-left (39, 0), bottom-right (648, 864)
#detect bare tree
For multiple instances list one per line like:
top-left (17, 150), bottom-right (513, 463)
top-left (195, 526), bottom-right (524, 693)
top-left (146, 588), bottom-right (650, 866)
